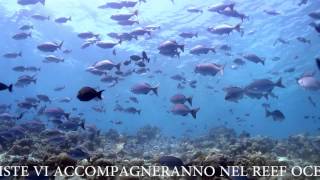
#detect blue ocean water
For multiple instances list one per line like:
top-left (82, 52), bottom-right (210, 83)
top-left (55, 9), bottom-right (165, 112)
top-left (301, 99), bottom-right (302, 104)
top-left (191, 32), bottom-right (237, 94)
top-left (0, 0), bottom-right (319, 139)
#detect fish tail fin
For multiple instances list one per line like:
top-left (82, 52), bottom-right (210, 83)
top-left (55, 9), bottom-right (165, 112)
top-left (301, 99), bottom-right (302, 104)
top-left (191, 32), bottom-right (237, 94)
top-left (147, 31), bottom-right (151, 36)
top-left (33, 104), bottom-right (38, 109)
top-left (18, 51), bottom-right (22, 57)
top-left (234, 23), bottom-right (241, 32)
top-left (211, 48), bottom-right (216, 53)
top-left (220, 64), bottom-right (226, 75)
top-left (136, 20), bottom-right (139, 24)
top-left (65, 113), bottom-right (70, 120)
top-left (113, 49), bottom-right (117, 56)
top-left (316, 58), bottom-right (320, 70)
top-left (69, 16), bottom-right (72, 21)
top-left (58, 41), bottom-right (64, 49)
top-left (134, 10), bottom-right (139, 16)
top-left (97, 90), bottom-right (105, 100)
top-left (152, 85), bottom-right (159, 96)
top-left (138, 110), bottom-right (141, 115)
top-left (190, 108), bottom-right (200, 119)
top-left (200, 10), bottom-right (204, 13)
top-left (187, 96), bottom-right (193, 106)
top-left (180, 45), bottom-right (185, 52)
top-left (265, 109), bottom-right (271, 117)
top-left (261, 59), bottom-right (265, 65)
top-left (276, 78), bottom-right (285, 88)
top-left (40, 0), bottom-right (45, 5)
top-left (8, 84), bottom-right (13, 92)
top-left (118, 39), bottom-right (122, 44)
top-left (264, 93), bottom-right (269, 100)
top-left (115, 63), bottom-right (121, 71)
top-left (47, 16), bottom-right (50, 20)
top-left (230, 3), bottom-right (235, 10)
top-left (195, 33), bottom-right (198, 37)
top-left (29, 32), bottom-right (32, 37)
top-left (17, 112), bottom-right (25, 120)
top-left (80, 120), bottom-right (85, 130)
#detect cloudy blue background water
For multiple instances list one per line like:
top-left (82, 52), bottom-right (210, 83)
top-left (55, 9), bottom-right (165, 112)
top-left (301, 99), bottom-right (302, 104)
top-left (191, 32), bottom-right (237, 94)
top-left (0, 0), bottom-right (319, 138)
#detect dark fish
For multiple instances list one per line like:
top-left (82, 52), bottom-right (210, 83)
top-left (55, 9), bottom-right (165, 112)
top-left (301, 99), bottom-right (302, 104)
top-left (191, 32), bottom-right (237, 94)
top-left (0, 83), bottom-right (13, 92)
top-left (63, 49), bottom-right (72, 54)
top-left (37, 41), bottom-right (63, 52)
top-left (218, 8), bottom-right (248, 22)
top-left (123, 60), bottom-right (131, 66)
top-left (266, 109), bottom-right (285, 121)
top-left (77, 87), bottom-right (104, 101)
top-left (44, 107), bottom-right (69, 119)
top-left (284, 67), bottom-right (295, 73)
top-left (3, 52), bottom-right (22, 59)
top-left (308, 96), bottom-right (316, 107)
top-left (54, 86), bottom-right (65, 91)
top-left (233, 58), bottom-right (246, 66)
top-left (219, 44), bottom-right (231, 51)
top-left (31, 14), bottom-right (50, 20)
top-left (12, 32), bottom-right (31, 40)
top-left (263, 9), bottom-right (281, 16)
top-left (124, 107), bottom-right (141, 114)
top-left (130, 55), bottom-right (142, 61)
top-left (274, 38), bottom-right (289, 46)
top-left (117, 19), bottom-right (139, 26)
top-left (243, 54), bottom-right (265, 65)
top-left (171, 74), bottom-right (186, 82)
top-left (187, 7), bottom-right (203, 13)
top-left (158, 40), bottom-right (184, 52)
top-left (298, 0), bottom-right (307, 6)
top-left (99, 2), bottom-right (123, 9)
top-left (129, 28), bottom-right (152, 37)
top-left (18, 0), bottom-right (45, 5)
top-left (159, 156), bottom-right (184, 170)
top-left (316, 58), bottom-right (320, 71)
top-left (309, 11), bottom-right (320, 20)
top-left (142, 51), bottom-right (150, 62)
top-left (131, 83), bottom-right (158, 95)
top-left (190, 45), bottom-right (215, 55)
top-left (296, 37), bottom-right (311, 44)
top-left (37, 94), bottom-right (51, 103)
top-left (19, 24), bottom-right (33, 30)
top-left (179, 32), bottom-right (198, 38)
top-left (68, 147), bottom-right (89, 160)
top-left (18, 101), bottom-right (37, 110)
top-left (110, 10), bottom-right (138, 21)
top-left (55, 16), bottom-right (71, 23)
top-left (129, 97), bottom-right (139, 104)
top-left (15, 75), bottom-right (37, 87)
top-left (170, 94), bottom-right (192, 106)
top-left (78, 32), bottom-right (99, 39)
top-left (224, 87), bottom-right (244, 103)
top-left (245, 78), bottom-right (285, 93)
top-left (171, 104), bottom-right (199, 119)
top-left (194, 63), bottom-right (224, 76)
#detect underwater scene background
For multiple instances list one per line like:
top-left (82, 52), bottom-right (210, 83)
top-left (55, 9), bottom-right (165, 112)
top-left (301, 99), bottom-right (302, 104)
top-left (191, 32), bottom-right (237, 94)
top-left (0, 0), bottom-right (320, 179)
